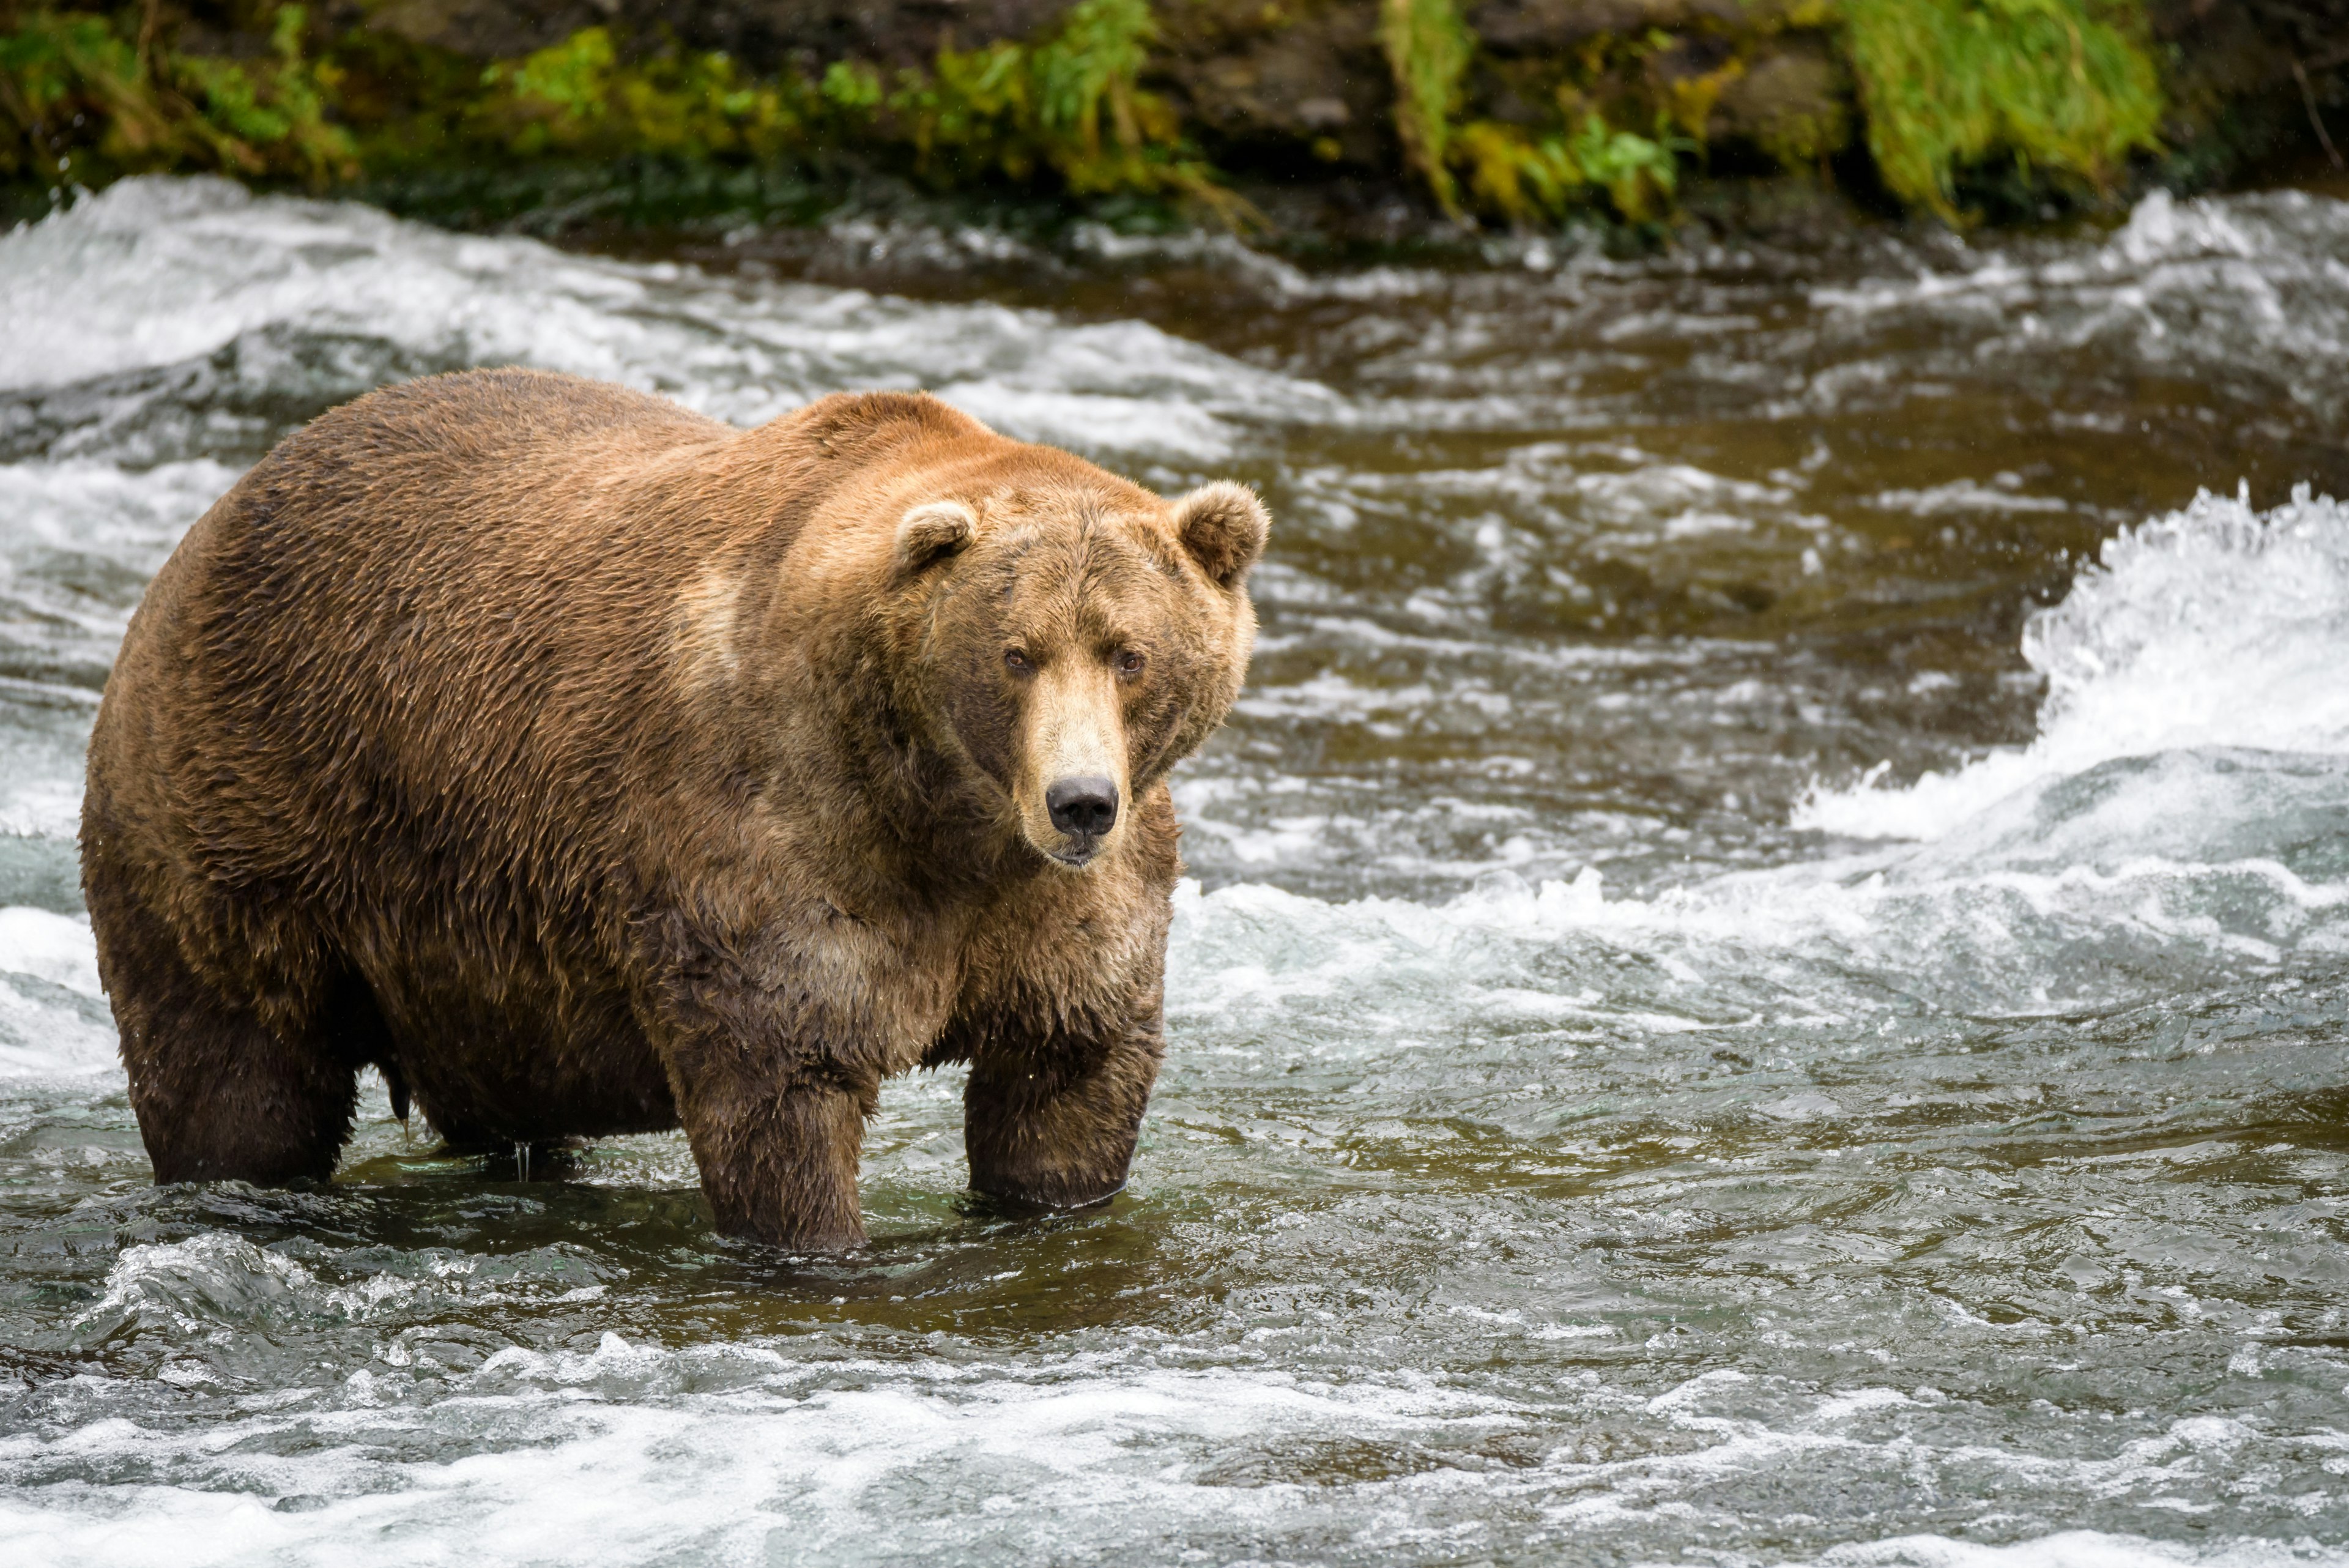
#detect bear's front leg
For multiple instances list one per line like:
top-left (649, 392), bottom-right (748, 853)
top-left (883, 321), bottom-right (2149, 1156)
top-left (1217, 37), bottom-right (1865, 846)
top-left (963, 1013), bottom-right (1165, 1209)
top-left (642, 935), bottom-right (881, 1252)
top-left (670, 1046), bottom-right (877, 1250)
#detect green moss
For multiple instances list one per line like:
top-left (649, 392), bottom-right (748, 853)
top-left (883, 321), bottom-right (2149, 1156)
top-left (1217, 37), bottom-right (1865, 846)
top-left (1567, 113), bottom-right (1685, 221)
top-left (0, 11), bottom-right (164, 183)
top-left (1033, 0), bottom-right (1152, 175)
top-left (820, 60), bottom-right (885, 114)
top-left (1453, 121), bottom-right (1575, 221)
top-left (0, 0), bottom-right (2187, 234)
top-left (175, 6), bottom-right (355, 182)
top-left (1452, 111), bottom-right (1685, 226)
top-left (2, 0), bottom-right (1236, 218)
top-left (1748, 81), bottom-right (1851, 169)
top-left (831, 0), bottom-right (1244, 217)
top-left (1, 4), bottom-right (351, 187)
top-left (465, 28), bottom-right (804, 162)
top-left (1840, 0), bottom-right (2162, 220)
top-left (1378, 0), bottom-right (1473, 216)
top-left (1384, 3), bottom-right (1709, 226)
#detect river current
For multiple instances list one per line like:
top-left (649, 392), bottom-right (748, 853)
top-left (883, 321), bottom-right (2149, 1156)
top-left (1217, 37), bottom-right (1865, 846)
top-left (2, 176), bottom-right (2348, 1566)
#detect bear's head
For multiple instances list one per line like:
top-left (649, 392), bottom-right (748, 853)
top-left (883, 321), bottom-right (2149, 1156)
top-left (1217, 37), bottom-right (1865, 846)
top-left (888, 461), bottom-right (1268, 871)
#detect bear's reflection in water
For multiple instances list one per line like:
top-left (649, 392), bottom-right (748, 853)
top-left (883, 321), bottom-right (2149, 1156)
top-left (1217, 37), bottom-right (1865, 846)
top-left (338, 1105), bottom-right (1179, 1332)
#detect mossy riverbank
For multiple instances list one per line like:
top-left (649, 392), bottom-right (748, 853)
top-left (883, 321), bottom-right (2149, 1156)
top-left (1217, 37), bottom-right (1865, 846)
top-left (2, 0), bottom-right (2345, 239)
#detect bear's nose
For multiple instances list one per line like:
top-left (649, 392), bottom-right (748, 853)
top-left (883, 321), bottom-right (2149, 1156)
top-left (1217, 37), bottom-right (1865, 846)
top-left (1045, 776), bottom-right (1119, 838)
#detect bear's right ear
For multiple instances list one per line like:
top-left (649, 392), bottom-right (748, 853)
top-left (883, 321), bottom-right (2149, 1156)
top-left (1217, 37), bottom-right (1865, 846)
top-left (895, 499), bottom-right (977, 576)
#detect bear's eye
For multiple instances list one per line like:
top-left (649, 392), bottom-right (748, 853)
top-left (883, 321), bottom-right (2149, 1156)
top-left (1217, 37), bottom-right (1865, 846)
top-left (1004, 648), bottom-right (1033, 676)
top-left (1115, 650), bottom-right (1147, 678)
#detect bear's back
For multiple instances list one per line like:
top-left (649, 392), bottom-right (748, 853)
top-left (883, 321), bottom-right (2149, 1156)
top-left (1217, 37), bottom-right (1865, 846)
top-left (90, 370), bottom-right (742, 916)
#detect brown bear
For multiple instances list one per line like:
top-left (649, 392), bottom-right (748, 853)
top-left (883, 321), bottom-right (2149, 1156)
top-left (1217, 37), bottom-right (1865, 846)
top-left (79, 368), bottom-right (1267, 1251)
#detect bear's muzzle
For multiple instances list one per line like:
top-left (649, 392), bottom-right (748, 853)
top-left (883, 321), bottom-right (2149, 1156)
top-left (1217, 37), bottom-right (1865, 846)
top-left (1044, 775), bottom-right (1120, 864)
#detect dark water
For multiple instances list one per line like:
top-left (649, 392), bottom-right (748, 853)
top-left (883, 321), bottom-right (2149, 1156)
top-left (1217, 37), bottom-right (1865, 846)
top-left (1, 176), bottom-right (2348, 1566)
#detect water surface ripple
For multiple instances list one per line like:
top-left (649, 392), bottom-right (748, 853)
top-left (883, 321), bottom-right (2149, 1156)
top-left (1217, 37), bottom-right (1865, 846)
top-left (2, 177), bottom-right (2348, 1567)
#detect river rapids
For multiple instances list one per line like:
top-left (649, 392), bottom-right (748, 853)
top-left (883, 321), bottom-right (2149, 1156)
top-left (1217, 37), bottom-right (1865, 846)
top-left (2, 177), bottom-right (2349, 1566)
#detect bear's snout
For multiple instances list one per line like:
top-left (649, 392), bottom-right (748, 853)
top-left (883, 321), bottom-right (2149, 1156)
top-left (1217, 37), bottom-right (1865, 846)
top-left (1008, 652), bottom-right (1132, 869)
top-left (1046, 776), bottom-right (1120, 841)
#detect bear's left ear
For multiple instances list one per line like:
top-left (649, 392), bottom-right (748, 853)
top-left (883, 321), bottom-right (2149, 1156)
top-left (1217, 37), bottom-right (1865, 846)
top-left (1172, 481), bottom-right (1269, 589)
top-left (895, 499), bottom-right (977, 575)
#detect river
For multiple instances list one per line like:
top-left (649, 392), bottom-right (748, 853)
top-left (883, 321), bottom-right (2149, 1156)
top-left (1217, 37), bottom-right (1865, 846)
top-left (2, 174), bottom-right (2348, 1565)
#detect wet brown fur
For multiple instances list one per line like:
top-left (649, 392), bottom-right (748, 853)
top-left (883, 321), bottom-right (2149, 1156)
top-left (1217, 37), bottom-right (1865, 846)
top-left (80, 368), bottom-right (1266, 1250)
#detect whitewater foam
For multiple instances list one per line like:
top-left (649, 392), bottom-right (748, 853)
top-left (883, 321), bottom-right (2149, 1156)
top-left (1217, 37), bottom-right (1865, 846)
top-left (1799, 486), bottom-right (2349, 842)
top-left (0, 177), bottom-right (1332, 463)
top-left (1805, 188), bottom-right (2349, 423)
top-left (0, 1333), bottom-right (1527, 1568)
top-left (6, 1284), bottom-right (2338, 1568)
top-left (1805, 1535), bottom-right (2349, 1568)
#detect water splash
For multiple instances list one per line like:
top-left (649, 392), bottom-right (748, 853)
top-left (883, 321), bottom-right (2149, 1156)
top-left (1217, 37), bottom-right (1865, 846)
top-left (1798, 485), bottom-right (2349, 841)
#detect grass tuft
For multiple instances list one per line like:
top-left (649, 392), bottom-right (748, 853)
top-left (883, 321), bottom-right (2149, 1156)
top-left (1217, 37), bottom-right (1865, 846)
top-left (1840, 0), bottom-right (2162, 221)
top-left (1379, 0), bottom-right (1473, 217)
top-left (1453, 112), bottom-right (1685, 226)
top-left (2, 4), bottom-right (353, 188)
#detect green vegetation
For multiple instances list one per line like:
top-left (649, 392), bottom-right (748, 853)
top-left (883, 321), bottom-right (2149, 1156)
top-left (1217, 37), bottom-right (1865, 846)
top-left (0, 0), bottom-right (2190, 232)
top-left (1377, 0), bottom-right (1473, 217)
top-left (0, 4), bottom-right (350, 187)
top-left (1449, 113), bottom-right (1689, 226)
top-left (1375, 0), bottom-right (1698, 225)
top-left (1841, 0), bottom-right (2163, 220)
top-left (2, 0), bottom-right (1231, 217)
top-left (446, 0), bottom-right (1230, 206)
top-left (1376, 0), bottom-right (1737, 226)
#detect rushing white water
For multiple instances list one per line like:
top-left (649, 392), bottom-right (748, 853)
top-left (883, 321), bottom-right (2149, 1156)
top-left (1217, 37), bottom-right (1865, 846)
top-left (1805, 187), bottom-right (2349, 426)
top-left (0, 176), bottom-right (1332, 467)
top-left (2, 177), bottom-right (2348, 1567)
top-left (1800, 486), bottom-right (2349, 844)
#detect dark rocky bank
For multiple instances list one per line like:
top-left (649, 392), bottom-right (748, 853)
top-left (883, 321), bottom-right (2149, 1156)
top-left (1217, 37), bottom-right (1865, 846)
top-left (4, 0), bottom-right (2348, 243)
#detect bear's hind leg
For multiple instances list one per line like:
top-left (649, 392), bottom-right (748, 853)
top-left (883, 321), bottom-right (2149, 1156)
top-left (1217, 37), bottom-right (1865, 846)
top-left (92, 884), bottom-right (358, 1186)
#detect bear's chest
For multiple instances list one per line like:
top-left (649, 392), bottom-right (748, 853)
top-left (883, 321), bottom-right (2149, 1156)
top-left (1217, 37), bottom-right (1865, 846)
top-left (933, 871), bottom-right (1169, 1041)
